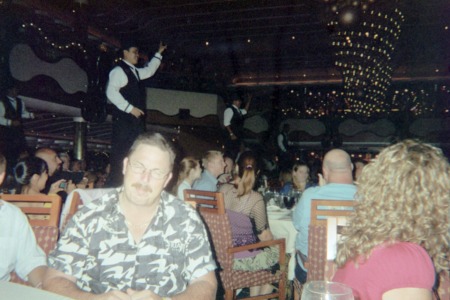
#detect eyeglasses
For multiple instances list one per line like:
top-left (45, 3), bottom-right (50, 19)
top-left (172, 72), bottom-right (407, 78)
top-left (127, 160), bottom-right (169, 180)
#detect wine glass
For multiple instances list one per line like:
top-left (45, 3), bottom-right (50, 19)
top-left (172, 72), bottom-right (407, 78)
top-left (283, 196), bottom-right (296, 209)
top-left (301, 281), bottom-right (354, 300)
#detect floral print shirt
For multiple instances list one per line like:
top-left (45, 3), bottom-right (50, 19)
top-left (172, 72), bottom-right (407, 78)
top-left (48, 189), bottom-right (216, 296)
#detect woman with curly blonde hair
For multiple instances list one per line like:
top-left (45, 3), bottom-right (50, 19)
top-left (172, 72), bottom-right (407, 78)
top-left (333, 140), bottom-right (450, 300)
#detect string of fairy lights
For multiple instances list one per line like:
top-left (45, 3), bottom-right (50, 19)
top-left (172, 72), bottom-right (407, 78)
top-left (20, 21), bottom-right (87, 53)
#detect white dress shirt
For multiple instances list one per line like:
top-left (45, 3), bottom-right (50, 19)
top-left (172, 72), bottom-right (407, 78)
top-left (223, 105), bottom-right (247, 127)
top-left (106, 53), bottom-right (162, 113)
top-left (0, 200), bottom-right (46, 281)
top-left (0, 96), bottom-right (34, 126)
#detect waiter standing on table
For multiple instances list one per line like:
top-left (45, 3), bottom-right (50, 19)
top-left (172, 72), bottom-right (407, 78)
top-left (106, 41), bottom-right (167, 187)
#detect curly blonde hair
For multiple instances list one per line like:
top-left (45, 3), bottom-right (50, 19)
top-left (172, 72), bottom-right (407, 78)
top-left (335, 140), bottom-right (450, 274)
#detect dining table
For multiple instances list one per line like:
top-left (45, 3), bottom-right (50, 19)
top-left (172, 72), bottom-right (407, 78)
top-left (267, 205), bottom-right (297, 280)
top-left (0, 281), bottom-right (73, 300)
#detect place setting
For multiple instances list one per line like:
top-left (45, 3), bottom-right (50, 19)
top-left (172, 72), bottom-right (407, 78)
top-left (267, 194), bottom-right (295, 220)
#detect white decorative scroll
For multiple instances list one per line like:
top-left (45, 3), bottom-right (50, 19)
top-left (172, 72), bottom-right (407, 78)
top-left (9, 43), bottom-right (88, 94)
top-left (283, 119), bottom-right (327, 136)
top-left (244, 115), bottom-right (269, 133)
top-left (339, 119), bottom-right (396, 137)
top-left (146, 88), bottom-right (220, 117)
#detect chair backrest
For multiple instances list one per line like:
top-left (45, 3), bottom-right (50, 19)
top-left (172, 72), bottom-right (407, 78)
top-left (183, 189), bottom-right (225, 214)
top-left (1, 194), bottom-right (62, 227)
top-left (326, 216), bottom-right (348, 260)
top-left (60, 191), bottom-right (82, 229)
top-left (308, 199), bottom-right (354, 281)
top-left (60, 188), bottom-right (115, 230)
top-left (310, 199), bottom-right (354, 226)
top-left (183, 189), bottom-right (233, 272)
top-left (184, 189), bottom-right (287, 299)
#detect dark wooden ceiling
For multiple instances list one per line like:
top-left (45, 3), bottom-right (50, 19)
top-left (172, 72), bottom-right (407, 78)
top-left (11, 0), bottom-right (450, 92)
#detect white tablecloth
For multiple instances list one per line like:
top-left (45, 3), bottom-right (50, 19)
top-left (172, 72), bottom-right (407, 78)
top-left (0, 281), bottom-right (73, 300)
top-left (268, 211), bottom-right (297, 280)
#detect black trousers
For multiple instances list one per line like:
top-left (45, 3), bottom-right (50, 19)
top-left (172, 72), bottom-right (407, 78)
top-left (106, 115), bottom-right (145, 187)
top-left (0, 126), bottom-right (27, 173)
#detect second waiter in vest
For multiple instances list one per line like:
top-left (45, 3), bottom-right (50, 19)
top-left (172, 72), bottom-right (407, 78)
top-left (106, 41), bottom-right (167, 187)
top-left (0, 83), bottom-right (34, 173)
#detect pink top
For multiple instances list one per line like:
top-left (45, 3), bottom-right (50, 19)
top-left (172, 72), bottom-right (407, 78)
top-left (332, 242), bottom-right (435, 300)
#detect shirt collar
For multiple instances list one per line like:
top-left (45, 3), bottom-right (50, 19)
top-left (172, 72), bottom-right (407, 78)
top-left (122, 60), bottom-right (136, 70)
top-left (204, 169), bottom-right (218, 184)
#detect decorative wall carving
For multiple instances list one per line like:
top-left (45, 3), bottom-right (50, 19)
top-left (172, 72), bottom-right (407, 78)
top-left (9, 43), bottom-right (88, 94)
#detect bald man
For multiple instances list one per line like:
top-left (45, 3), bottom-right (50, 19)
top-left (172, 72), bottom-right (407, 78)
top-left (293, 149), bottom-right (357, 283)
top-left (35, 148), bottom-right (75, 195)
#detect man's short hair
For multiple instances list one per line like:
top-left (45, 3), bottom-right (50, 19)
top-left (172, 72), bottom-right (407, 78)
top-left (121, 40), bottom-right (139, 52)
top-left (202, 150), bottom-right (223, 168)
top-left (127, 132), bottom-right (176, 170)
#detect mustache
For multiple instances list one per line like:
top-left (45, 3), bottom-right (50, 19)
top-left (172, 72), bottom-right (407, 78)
top-left (131, 183), bottom-right (153, 193)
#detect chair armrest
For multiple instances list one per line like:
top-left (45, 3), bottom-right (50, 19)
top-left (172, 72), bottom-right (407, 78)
top-left (227, 238), bottom-right (286, 255)
top-left (227, 238), bottom-right (287, 271)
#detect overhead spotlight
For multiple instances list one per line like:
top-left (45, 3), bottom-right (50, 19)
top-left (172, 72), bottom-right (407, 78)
top-left (339, 6), bottom-right (360, 26)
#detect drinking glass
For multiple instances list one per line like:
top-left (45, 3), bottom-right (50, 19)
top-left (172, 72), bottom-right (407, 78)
top-left (301, 281), bottom-right (354, 300)
top-left (283, 196), bottom-right (296, 209)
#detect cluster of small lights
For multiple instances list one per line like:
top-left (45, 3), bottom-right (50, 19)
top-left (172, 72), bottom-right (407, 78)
top-left (391, 87), bottom-right (445, 116)
top-left (281, 90), bottom-right (347, 118)
top-left (331, 6), bottom-right (404, 117)
top-left (21, 22), bottom-right (87, 53)
top-left (279, 84), bottom-right (449, 119)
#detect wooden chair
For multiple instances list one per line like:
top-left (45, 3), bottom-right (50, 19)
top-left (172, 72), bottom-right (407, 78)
top-left (307, 199), bottom-right (354, 280)
top-left (310, 199), bottom-right (354, 226)
top-left (60, 188), bottom-right (115, 230)
top-left (184, 189), bottom-right (287, 300)
top-left (307, 199), bottom-right (354, 281)
top-left (60, 191), bottom-right (82, 229)
top-left (1, 194), bottom-right (62, 227)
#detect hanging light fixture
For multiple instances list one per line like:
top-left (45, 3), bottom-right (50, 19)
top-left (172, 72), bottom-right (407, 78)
top-left (327, 1), bottom-right (404, 118)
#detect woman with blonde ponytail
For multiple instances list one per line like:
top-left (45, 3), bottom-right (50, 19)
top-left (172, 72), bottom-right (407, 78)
top-left (220, 151), bottom-right (279, 297)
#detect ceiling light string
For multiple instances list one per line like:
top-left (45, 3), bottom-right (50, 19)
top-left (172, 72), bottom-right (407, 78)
top-left (20, 21), bottom-right (87, 53)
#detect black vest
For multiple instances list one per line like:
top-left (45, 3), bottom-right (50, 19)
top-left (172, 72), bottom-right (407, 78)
top-left (229, 105), bottom-right (244, 138)
top-left (112, 61), bottom-right (146, 122)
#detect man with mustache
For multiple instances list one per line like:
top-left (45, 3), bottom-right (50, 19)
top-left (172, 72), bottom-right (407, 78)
top-left (44, 132), bottom-right (217, 300)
